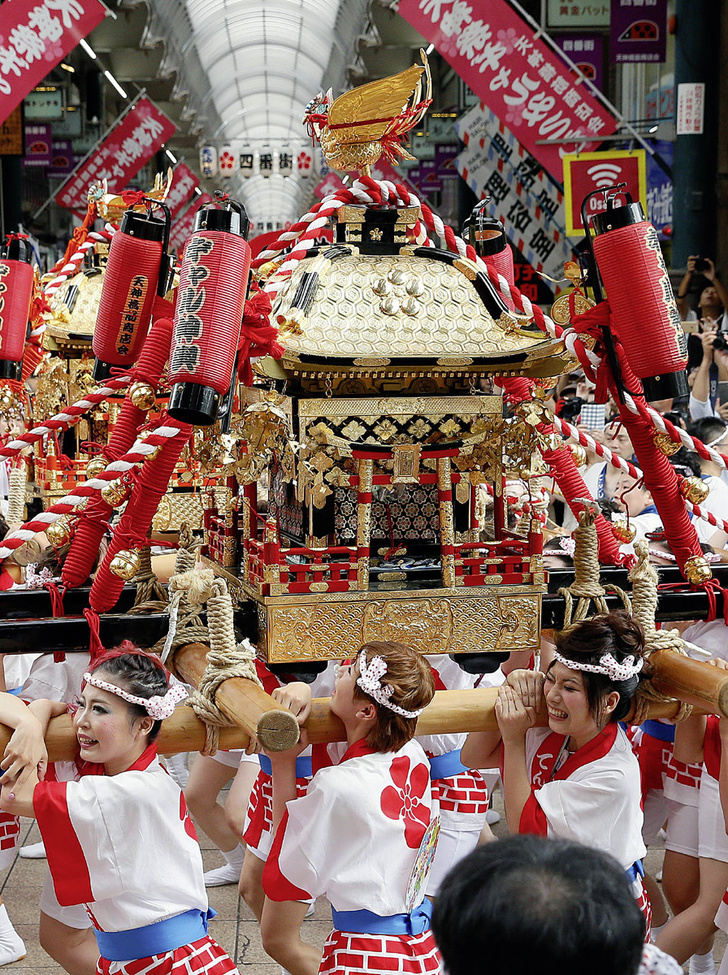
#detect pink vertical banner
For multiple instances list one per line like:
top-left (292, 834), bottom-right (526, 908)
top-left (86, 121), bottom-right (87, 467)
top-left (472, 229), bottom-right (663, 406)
top-left (56, 97), bottom-right (176, 211)
top-left (165, 163), bottom-right (199, 219)
top-left (0, 0), bottom-right (107, 123)
top-left (397, 0), bottom-right (617, 181)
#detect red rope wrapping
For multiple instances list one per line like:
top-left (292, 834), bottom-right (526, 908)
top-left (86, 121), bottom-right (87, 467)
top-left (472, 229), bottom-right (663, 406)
top-left (62, 318), bottom-right (174, 589)
top-left (89, 414), bottom-right (192, 613)
top-left (83, 607), bottom-right (105, 662)
top-left (613, 363), bottom-right (703, 575)
top-left (237, 284), bottom-right (281, 385)
top-left (498, 375), bottom-right (626, 566)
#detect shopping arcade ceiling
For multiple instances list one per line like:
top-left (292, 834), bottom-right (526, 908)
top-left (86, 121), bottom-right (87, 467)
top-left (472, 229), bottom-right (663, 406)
top-left (93, 0), bottom-right (429, 229)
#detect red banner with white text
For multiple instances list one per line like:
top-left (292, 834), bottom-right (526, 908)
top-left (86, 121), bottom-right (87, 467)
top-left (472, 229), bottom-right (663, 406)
top-left (56, 97), bottom-right (176, 211)
top-left (397, 0), bottom-right (617, 181)
top-left (0, 0), bottom-right (107, 123)
top-left (166, 162), bottom-right (200, 220)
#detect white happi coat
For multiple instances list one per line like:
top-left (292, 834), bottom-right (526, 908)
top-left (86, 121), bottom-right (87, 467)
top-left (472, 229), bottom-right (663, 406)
top-left (522, 724), bottom-right (646, 870)
top-left (264, 737), bottom-right (438, 915)
top-left (34, 745), bottom-right (209, 932)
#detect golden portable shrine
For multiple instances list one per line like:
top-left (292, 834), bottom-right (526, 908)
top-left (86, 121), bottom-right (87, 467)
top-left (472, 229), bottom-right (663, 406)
top-left (1, 51), bottom-right (728, 752)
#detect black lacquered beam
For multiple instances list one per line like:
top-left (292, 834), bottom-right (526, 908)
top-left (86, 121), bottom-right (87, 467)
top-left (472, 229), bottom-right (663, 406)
top-left (0, 586), bottom-right (138, 620)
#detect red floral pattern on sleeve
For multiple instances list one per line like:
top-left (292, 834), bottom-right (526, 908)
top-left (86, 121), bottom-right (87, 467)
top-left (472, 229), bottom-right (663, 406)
top-left (380, 755), bottom-right (430, 849)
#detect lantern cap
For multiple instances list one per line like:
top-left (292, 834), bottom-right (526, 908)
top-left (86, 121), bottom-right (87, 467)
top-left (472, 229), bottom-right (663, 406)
top-left (195, 196), bottom-right (250, 238)
top-left (643, 370), bottom-right (689, 403)
top-left (1, 234), bottom-right (33, 263)
top-left (168, 381), bottom-right (221, 426)
top-left (119, 208), bottom-right (166, 243)
top-left (0, 361), bottom-right (21, 381)
top-left (592, 199), bottom-right (646, 235)
top-left (92, 358), bottom-right (114, 382)
top-left (463, 200), bottom-right (508, 256)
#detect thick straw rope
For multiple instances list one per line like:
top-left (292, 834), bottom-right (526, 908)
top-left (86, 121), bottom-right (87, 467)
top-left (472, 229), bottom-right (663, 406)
top-left (558, 505), bottom-right (631, 628)
top-left (5, 465), bottom-right (26, 530)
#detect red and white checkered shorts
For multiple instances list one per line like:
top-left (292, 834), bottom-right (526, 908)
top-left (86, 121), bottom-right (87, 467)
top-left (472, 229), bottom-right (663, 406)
top-left (243, 770), bottom-right (309, 859)
top-left (0, 812), bottom-right (19, 871)
top-left (437, 771), bottom-right (488, 816)
top-left (318, 929), bottom-right (442, 975)
top-left (96, 936), bottom-right (238, 975)
top-left (633, 876), bottom-right (653, 942)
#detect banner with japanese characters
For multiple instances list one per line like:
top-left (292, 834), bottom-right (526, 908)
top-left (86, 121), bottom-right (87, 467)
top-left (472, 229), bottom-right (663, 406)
top-left (165, 163), bottom-right (199, 220)
top-left (0, 0), bottom-right (107, 123)
top-left (398, 0), bottom-right (617, 181)
top-left (56, 97), bottom-right (176, 211)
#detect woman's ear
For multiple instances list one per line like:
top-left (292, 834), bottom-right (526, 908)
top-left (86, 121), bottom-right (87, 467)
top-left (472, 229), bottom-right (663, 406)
top-left (134, 715), bottom-right (155, 740)
top-left (602, 690), bottom-right (620, 717)
top-left (355, 700), bottom-right (377, 724)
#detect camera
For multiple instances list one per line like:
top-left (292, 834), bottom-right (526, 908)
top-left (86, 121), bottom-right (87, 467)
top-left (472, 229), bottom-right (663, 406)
top-left (557, 396), bottom-right (584, 422)
top-left (694, 256), bottom-right (710, 273)
top-left (713, 332), bottom-right (728, 352)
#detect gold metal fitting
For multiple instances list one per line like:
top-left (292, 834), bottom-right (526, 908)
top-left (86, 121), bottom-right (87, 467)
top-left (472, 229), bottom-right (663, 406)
top-left (679, 476), bottom-right (710, 505)
top-left (85, 456), bottom-right (107, 479)
top-left (128, 381), bottom-right (156, 411)
top-left (101, 479), bottom-right (127, 506)
top-left (653, 431), bottom-right (681, 456)
top-left (46, 514), bottom-right (75, 547)
top-left (109, 548), bottom-right (140, 581)
top-left (684, 554), bottom-right (712, 585)
top-left (611, 520), bottom-right (636, 544)
top-left (569, 443), bottom-right (588, 468)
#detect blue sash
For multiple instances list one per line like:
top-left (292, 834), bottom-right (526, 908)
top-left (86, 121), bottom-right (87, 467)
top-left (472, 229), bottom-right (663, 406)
top-left (332, 899), bottom-right (432, 936)
top-left (640, 720), bottom-right (675, 743)
top-left (625, 860), bottom-right (645, 885)
top-left (94, 908), bottom-right (215, 961)
top-left (258, 754), bottom-right (313, 777)
top-left (429, 749), bottom-right (468, 780)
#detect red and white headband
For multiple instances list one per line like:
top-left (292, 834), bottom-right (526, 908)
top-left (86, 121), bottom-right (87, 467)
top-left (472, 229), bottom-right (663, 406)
top-left (83, 671), bottom-right (188, 720)
top-left (356, 650), bottom-right (424, 719)
top-left (552, 649), bottom-right (644, 682)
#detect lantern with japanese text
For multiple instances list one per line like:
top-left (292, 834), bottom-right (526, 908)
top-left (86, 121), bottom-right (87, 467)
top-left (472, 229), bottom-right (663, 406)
top-left (168, 197), bottom-right (252, 425)
top-left (200, 145), bottom-right (217, 179)
top-left (590, 191), bottom-right (688, 401)
top-left (92, 201), bottom-right (171, 381)
top-left (465, 200), bottom-right (514, 287)
top-left (0, 235), bottom-right (33, 381)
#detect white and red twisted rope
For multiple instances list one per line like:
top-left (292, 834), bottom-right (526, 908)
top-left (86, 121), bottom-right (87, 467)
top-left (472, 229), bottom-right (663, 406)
top-left (0, 421), bottom-right (188, 560)
top-left (0, 375), bottom-right (133, 459)
top-left (553, 414), bottom-right (728, 537)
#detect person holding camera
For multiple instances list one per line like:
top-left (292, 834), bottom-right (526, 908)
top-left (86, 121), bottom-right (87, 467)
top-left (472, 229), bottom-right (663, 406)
top-left (678, 257), bottom-right (728, 329)
top-left (690, 326), bottom-right (728, 421)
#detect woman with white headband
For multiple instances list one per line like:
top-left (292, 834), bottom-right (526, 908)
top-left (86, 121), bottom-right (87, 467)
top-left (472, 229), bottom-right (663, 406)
top-left (0, 641), bottom-right (240, 975)
top-left (462, 611), bottom-right (650, 932)
top-left (260, 640), bottom-right (441, 975)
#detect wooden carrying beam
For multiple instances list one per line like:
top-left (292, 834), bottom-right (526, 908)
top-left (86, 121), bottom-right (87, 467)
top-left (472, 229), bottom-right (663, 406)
top-left (0, 656), bottom-right (709, 762)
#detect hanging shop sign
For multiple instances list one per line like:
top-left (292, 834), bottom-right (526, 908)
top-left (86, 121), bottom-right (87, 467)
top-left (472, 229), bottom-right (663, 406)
top-left (676, 83), bottom-right (705, 136)
top-left (240, 150), bottom-right (255, 177)
top-left (555, 35), bottom-right (604, 91)
top-left (48, 138), bottom-right (74, 177)
top-left (398, 0), bottom-right (617, 182)
top-left (645, 139), bottom-right (672, 239)
top-left (55, 97), bottom-right (176, 211)
top-left (455, 103), bottom-right (567, 240)
top-left (562, 149), bottom-right (647, 236)
top-left (169, 193), bottom-right (214, 252)
top-left (297, 148), bottom-right (313, 178)
top-left (546, 0), bottom-right (610, 28)
top-left (23, 122), bottom-right (52, 166)
top-left (24, 86), bottom-right (64, 120)
top-left (165, 162), bottom-right (199, 219)
top-left (0, 106), bottom-right (23, 155)
top-left (0, 0), bottom-right (106, 124)
top-left (278, 149), bottom-right (294, 177)
top-left (199, 145), bottom-right (217, 178)
top-left (456, 142), bottom-right (574, 284)
top-left (610, 0), bottom-right (667, 64)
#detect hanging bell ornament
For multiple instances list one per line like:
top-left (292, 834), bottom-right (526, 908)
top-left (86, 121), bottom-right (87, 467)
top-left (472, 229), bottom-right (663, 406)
top-left (128, 381), bottom-right (156, 411)
top-left (109, 548), bottom-right (140, 581)
top-left (611, 520), bottom-right (637, 544)
top-left (85, 456), bottom-right (108, 479)
top-left (679, 476), bottom-right (710, 505)
top-left (101, 479), bottom-right (128, 506)
top-left (684, 554), bottom-right (712, 585)
top-left (653, 431), bottom-right (682, 457)
top-left (46, 514), bottom-right (75, 546)
top-left (569, 443), bottom-right (588, 468)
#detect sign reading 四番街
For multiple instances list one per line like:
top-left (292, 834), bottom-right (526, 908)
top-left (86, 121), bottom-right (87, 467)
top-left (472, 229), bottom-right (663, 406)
top-left (0, 0), bottom-right (106, 124)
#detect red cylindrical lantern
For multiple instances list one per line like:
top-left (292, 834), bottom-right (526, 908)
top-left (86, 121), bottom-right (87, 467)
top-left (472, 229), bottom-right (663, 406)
top-left (592, 198), bottom-right (687, 402)
top-left (168, 200), bottom-right (251, 426)
top-left (465, 204), bottom-right (515, 286)
top-left (92, 206), bottom-right (169, 381)
top-left (0, 235), bottom-right (34, 381)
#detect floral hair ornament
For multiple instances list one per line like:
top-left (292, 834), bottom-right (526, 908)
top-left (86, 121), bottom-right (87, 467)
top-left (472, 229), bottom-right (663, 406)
top-left (356, 650), bottom-right (425, 719)
top-left (83, 671), bottom-right (188, 720)
top-left (551, 649), bottom-right (644, 682)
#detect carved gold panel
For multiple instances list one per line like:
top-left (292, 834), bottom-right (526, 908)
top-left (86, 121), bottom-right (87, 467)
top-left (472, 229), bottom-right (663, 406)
top-left (255, 587), bottom-right (542, 662)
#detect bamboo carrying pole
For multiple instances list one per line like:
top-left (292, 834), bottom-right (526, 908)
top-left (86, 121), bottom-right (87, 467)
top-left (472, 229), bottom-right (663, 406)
top-left (649, 649), bottom-right (728, 717)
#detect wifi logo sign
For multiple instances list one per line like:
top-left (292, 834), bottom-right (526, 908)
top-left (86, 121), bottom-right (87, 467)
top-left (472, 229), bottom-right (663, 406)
top-left (586, 162), bottom-right (623, 188)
